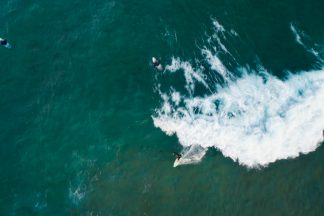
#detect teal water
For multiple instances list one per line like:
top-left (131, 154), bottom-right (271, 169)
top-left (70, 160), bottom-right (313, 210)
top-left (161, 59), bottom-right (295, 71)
top-left (1, 0), bottom-right (324, 215)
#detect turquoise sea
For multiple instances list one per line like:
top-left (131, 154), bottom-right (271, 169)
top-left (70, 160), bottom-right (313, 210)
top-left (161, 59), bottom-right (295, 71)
top-left (1, 0), bottom-right (324, 215)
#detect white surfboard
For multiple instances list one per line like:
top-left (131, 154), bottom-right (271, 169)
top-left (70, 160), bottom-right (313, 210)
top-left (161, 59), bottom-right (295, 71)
top-left (173, 159), bottom-right (180, 167)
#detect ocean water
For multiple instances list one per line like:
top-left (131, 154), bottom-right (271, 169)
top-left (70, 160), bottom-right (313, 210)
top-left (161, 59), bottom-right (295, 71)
top-left (0, 0), bottom-right (324, 215)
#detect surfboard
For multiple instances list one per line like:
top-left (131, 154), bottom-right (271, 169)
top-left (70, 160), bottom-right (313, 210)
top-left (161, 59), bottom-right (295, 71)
top-left (4, 43), bottom-right (11, 49)
top-left (173, 159), bottom-right (180, 167)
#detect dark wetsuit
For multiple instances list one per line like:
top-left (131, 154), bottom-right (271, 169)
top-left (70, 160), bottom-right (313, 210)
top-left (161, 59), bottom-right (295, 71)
top-left (173, 152), bottom-right (182, 160)
top-left (0, 39), bottom-right (8, 46)
top-left (153, 60), bottom-right (160, 67)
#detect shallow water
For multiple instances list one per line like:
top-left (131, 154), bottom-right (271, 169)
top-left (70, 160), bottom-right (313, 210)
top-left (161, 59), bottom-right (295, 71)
top-left (0, 0), bottom-right (323, 215)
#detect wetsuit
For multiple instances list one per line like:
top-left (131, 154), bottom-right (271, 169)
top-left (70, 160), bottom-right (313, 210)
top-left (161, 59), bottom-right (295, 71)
top-left (0, 39), bottom-right (8, 46)
top-left (173, 152), bottom-right (182, 160)
top-left (153, 60), bottom-right (160, 67)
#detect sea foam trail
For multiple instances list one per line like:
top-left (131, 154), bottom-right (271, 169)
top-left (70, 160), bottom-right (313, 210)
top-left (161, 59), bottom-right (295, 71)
top-left (153, 20), bottom-right (324, 168)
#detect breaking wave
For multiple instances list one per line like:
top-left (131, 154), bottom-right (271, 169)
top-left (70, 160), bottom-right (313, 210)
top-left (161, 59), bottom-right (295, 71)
top-left (153, 20), bottom-right (324, 168)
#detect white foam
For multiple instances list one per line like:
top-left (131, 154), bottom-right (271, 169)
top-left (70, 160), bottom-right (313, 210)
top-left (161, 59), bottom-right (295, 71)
top-left (201, 48), bottom-right (230, 79)
top-left (290, 23), bottom-right (303, 46)
top-left (69, 184), bottom-right (86, 205)
top-left (171, 91), bottom-right (181, 105)
top-left (165, 57), bottom-right (208, 93)
top-left (210, 19), bottom-right (229, 54)
top-left (154, 69), bottom-right (324, 167)
top-left (212, 19), bottom-right (225, 33)
top-left (290, 23), bottom-right (320, 58)
top-left (154, 20), bottom-right (324, 168)
top-left (207, 19), bottom-right (239, 73)
top-left (230, 29), bottom-right (239, 36)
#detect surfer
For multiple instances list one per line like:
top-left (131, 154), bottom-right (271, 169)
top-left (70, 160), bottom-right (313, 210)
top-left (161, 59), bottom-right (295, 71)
top-left (0, 38), bottom-right (11, 49)
top-left (152, 57), bottom-right (163, 71)
top-left (173, 152), bottom-right (182, 160)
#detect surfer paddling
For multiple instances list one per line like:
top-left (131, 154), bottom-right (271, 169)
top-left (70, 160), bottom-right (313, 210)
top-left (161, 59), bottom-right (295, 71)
top-left (152, 57), bottom-right (163, 71)
top-left (0, 37), bottom-right (11, 49)
top-left (173, 152), bottom-right (182, 160)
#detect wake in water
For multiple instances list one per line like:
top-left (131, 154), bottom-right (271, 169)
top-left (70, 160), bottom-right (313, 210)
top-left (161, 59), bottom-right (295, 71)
top-left (153, 20), bottom-right (324, 168)
top-left (174, 145), bottom-right (207, 167)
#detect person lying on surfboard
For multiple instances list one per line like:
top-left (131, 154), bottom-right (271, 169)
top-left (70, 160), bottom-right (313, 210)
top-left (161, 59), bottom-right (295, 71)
top-left (0, 38), bottom-right (11, 48)
top-left (152, 57), bottom-right (163, 71)
top-left (173, 152), bottom-right (182, 160)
